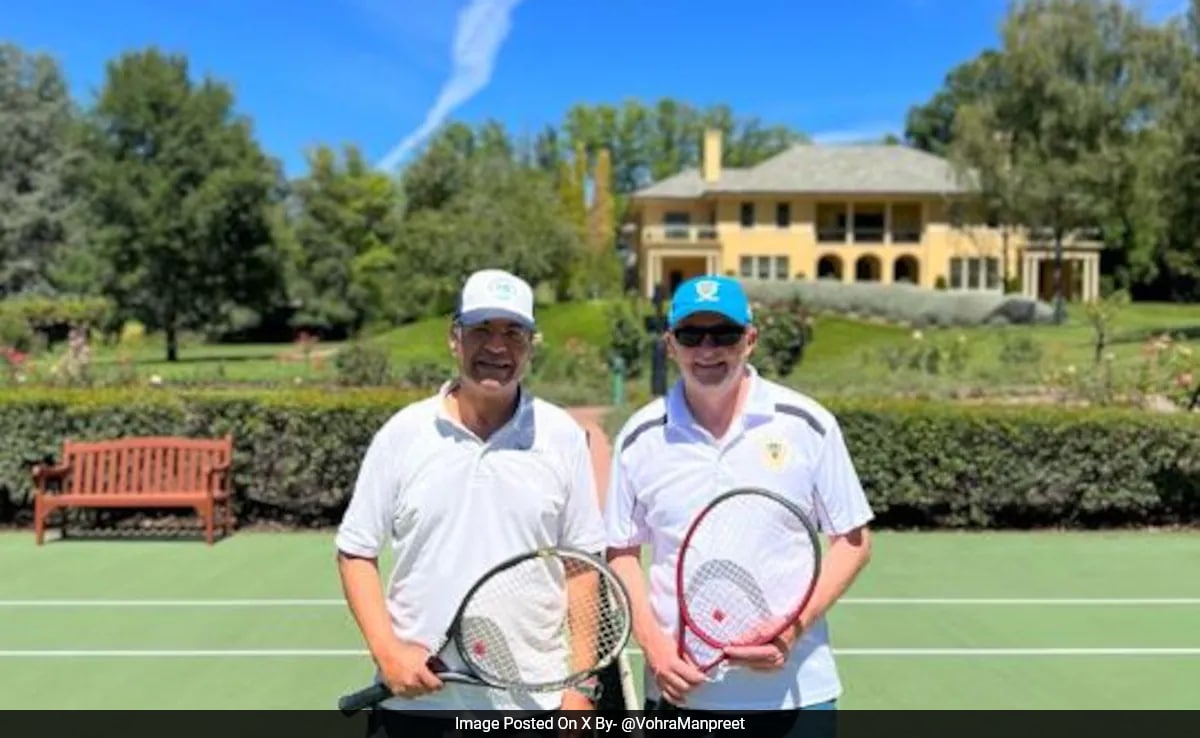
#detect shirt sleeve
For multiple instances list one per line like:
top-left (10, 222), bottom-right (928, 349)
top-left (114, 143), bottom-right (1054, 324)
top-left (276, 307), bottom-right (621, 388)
top-left (603, 434), bottom-right (648, 549)
top-left (335, 426), bottom-right (399, 558)
top-left (811, 417), bottom-right (875, 535)
top-left (557, 427), bottom-right (607, 554)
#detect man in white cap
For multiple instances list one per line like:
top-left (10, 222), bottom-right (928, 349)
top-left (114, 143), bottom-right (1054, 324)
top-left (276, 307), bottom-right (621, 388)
top-left (336, 269), bottom-right (606, 736)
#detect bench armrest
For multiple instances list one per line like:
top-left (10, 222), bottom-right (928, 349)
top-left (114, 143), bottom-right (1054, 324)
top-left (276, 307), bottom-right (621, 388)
top-left (204, 461), bottom-right (232, 495)
top-left (31, 464), bottom-right (71, 495)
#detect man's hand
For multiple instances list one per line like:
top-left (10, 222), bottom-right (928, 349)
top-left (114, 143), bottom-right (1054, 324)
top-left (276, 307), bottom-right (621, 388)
top-left (376, 640), bottom-right (444, 699)
top-left (645, 633), bottom-right (708, 705)
top-left (721, 615), bottom-right (803, 671)
top-left (560, 689), bottom-right (595, 711)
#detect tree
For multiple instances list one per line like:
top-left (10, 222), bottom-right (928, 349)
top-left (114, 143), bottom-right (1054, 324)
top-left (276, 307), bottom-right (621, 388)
top-left (288, 144), bottom-right (405, 334)
top-left (0, 44), bottom-right (87, 298)
top-left (79, 48), bottom-right (286, 360)
top-left (905, 51), bottom-right (1004, 155)
top-left (947, 0), bottom-right (1177, 318)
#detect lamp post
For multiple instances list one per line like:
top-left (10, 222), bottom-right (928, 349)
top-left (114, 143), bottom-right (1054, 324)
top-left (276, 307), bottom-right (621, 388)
top-left (646, 283), bottom-right (668, 397)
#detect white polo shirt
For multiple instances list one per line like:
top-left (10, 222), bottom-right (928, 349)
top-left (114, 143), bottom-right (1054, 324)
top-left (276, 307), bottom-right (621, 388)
top-left (605, 366), bottom-right (874, 710)
top-left (336, 382), bottom-right (606, 712)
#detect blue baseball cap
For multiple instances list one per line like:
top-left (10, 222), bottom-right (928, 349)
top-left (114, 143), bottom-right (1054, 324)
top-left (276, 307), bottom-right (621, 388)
top-left (668, 275), bottom-right (753, 329)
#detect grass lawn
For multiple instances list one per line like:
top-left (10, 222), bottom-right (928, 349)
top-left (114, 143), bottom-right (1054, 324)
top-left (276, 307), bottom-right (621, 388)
top-left (11, 297), bottom-right (1200, 408)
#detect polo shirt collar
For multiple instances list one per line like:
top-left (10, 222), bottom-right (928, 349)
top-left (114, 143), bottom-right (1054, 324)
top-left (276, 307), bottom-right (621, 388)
top-left (665, 364), bottom-right (775, 435)
top-left (434, 379), bottom-right (535, 447)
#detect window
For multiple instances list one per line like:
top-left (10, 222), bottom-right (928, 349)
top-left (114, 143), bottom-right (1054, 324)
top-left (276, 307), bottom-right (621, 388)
top-left (739, 254), bottom-right (791, 280)
top-left (740, 202), bottom-right (754, 228)
top-left (663, 211), bottom-right (690, 239)
top-left (776, 203), bottom-right (790, 228)
top-left (949, 256), bottom-right (1001, 291)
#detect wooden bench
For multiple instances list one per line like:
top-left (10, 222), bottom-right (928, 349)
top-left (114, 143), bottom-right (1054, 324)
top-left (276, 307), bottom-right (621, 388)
top-left (31, 435), bottom-right (234, 546)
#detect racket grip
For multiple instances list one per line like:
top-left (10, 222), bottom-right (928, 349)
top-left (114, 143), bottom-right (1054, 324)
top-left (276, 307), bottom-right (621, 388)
top-left (338, 682), bottom-right (392, 715)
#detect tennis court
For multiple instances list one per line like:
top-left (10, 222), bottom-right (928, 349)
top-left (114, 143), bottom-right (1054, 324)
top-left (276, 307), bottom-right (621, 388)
top-left (2, 529), bottom-right (1197, 710)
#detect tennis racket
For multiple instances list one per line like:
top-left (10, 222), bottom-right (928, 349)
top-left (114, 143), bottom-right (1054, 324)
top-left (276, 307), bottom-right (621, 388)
top-left (669, 487), bottom-right (822, 684)
top-left (337, 546), bottom-right (633, 715)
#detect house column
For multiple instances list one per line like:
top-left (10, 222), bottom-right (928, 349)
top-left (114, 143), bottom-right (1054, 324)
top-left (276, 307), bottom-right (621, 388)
top-left (644, 251), bottom-right (657, 298)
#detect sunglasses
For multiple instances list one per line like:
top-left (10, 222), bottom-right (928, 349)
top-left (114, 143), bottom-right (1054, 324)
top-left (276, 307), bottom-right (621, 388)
top-left (672, 324), bottom-right (746, 348)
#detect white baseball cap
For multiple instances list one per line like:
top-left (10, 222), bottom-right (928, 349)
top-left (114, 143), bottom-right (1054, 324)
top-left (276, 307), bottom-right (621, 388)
top-left (455, 269), bottom-right (536, 330)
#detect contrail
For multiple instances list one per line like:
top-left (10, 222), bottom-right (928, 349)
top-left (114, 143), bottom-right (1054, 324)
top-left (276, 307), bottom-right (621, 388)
top-left (375, 0), bottom-right (525, 172)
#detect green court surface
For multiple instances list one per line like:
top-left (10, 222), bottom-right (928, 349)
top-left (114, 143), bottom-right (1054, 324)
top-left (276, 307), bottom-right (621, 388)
top-left (1, 530), bottom-right (1198, 710)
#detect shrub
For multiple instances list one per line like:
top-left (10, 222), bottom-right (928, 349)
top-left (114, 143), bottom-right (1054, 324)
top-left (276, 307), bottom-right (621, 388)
top-left (601, 396), bottom-right (1199, 530)
top-left (0, 387), bottom-right (425, 527)
top-left (828, 398), bottom-right (1200, 528)
top-left (2, 390), bottom-right (1195, 530)
top-left (741, 278), bottom-right (1056, 327)
top-left (333, 342), bottom-right (394, 386)
top-left (605, 299), bottom-right (651, 379)
top-left (753, 297), bottom-right (813, 379)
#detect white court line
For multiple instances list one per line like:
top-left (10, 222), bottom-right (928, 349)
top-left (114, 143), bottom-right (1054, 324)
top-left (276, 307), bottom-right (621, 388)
top-left (3, 647), bottom-right (1200, 658)
top-left (0, 599), bottom-right (341, 607)
top-left (3, 597), bottom-right (1200, 607)
top-left (845, 597), bottom-right (1200, 605)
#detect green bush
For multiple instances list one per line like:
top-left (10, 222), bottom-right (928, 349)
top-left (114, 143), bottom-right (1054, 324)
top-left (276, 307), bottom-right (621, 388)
top-left (828, 398), bottom-right (1200, 528)
top-left (605, 299), bottom-right (651, 379)
top-left (752, 297), bottom-right (814, 379)
top-left (1, 389), bottom-right (1195, 530)
top-left (0, 387), bottom-right (425, 526)
top-left (741, 278), bottom-right (1056, 327)
top-left (603, 396), bottom-right (1199, 529)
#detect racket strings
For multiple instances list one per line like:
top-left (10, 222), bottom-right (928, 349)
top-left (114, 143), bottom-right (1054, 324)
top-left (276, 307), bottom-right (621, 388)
top-left (680, 493), bottom-right (818, 649)
top-left (457, 553), bottom-right (630, 690)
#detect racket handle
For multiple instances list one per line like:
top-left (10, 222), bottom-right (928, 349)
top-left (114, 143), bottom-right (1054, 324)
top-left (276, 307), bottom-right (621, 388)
top-left (338, 682), bottom-right (392, 715)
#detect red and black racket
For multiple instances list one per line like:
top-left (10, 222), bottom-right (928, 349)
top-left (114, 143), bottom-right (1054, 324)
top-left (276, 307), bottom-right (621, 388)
top-left (672, 487), bottom-right (822, 677)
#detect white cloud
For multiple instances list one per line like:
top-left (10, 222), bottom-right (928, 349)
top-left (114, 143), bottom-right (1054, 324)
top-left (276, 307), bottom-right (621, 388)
top-left (374, 0), bottom-right (525, 172)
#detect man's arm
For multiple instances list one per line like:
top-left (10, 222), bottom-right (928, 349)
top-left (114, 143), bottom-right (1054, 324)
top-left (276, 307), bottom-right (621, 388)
top-left (787, 526), bottom-right (871, 642)
top-left (726, 418), bottom-right (874, 667)
top-left (335, 425), bottom-right (441, 697)
top-left (557, 427), bottom-right (609, 710)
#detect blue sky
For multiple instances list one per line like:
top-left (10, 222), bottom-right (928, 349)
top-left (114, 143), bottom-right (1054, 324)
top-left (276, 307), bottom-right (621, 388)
top-left (5, 0), bottom-right (1189, 178)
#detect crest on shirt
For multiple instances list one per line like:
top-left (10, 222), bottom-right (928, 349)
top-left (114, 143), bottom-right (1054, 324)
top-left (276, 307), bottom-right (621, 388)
top-left (761, 435), bottom-right (791, 471)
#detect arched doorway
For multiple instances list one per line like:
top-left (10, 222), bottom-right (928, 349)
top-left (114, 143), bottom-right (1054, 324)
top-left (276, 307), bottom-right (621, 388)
top-left (893, 255), bottom-right (920, 284)
top-left (816, 254), bottom-right (843, 280)
top-left (855, 255), bottom-right (881, 282)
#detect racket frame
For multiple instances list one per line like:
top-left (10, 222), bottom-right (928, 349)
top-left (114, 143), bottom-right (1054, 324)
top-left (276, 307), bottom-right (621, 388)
top-left (338, 545), bottom-right (633, 715)
top-left (674, 486), bottom-right (823, 671)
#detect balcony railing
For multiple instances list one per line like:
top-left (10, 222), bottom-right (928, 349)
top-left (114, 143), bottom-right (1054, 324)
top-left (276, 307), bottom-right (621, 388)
top-left (642, 224), bottom-right (719, 244)
top-left (817, 226), bottom-right (924, 243)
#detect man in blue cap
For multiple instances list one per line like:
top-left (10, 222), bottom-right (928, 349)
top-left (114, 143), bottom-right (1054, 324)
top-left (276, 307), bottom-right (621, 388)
top-left (602, 275), bottom-right (874, 734)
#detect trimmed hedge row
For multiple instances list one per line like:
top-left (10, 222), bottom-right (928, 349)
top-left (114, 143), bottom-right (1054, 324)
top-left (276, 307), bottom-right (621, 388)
top-left (0, 387), bottom-right (426, 526)
top-left (1, 389), bottom-right (1197, 529)
top-left (742, 278), bottom-right (1056, 327)
top-left (828, 398), bottom-right (1200, 528)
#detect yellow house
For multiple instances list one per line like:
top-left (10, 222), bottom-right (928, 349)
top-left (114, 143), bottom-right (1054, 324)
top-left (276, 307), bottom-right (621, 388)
top-left (625, 129), bottom-right (1103, 303)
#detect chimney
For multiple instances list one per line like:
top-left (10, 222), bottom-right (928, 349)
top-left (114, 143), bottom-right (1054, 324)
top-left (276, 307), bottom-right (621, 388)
top-left (702, 128), bottom-right (722, 183)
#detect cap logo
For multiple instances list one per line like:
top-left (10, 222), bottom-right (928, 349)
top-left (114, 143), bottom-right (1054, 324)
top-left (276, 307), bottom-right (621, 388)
top-left (488, 277), bottom-right (516, 301)
top-left (694, 279), bottom-right (720, 302)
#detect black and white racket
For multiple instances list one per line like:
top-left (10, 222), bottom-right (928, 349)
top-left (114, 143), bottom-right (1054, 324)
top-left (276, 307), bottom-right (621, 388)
top-left (338, 546), bottom-right (633, 714)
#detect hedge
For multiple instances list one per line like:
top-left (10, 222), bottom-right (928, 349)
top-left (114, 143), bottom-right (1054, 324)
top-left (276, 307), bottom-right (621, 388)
top-left (0, 387), bottom-right (426, 527)
top-left (827, 398), bottom-right (1200, 528)
top-left (742, 278), bottom-right (1056, 327)
top-left (0, 389), bottom-right (1196, 529)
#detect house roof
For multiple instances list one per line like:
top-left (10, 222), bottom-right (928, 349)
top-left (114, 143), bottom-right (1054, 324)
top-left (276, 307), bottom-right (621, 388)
top-left (632, 143), bottom-right (976, 199)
